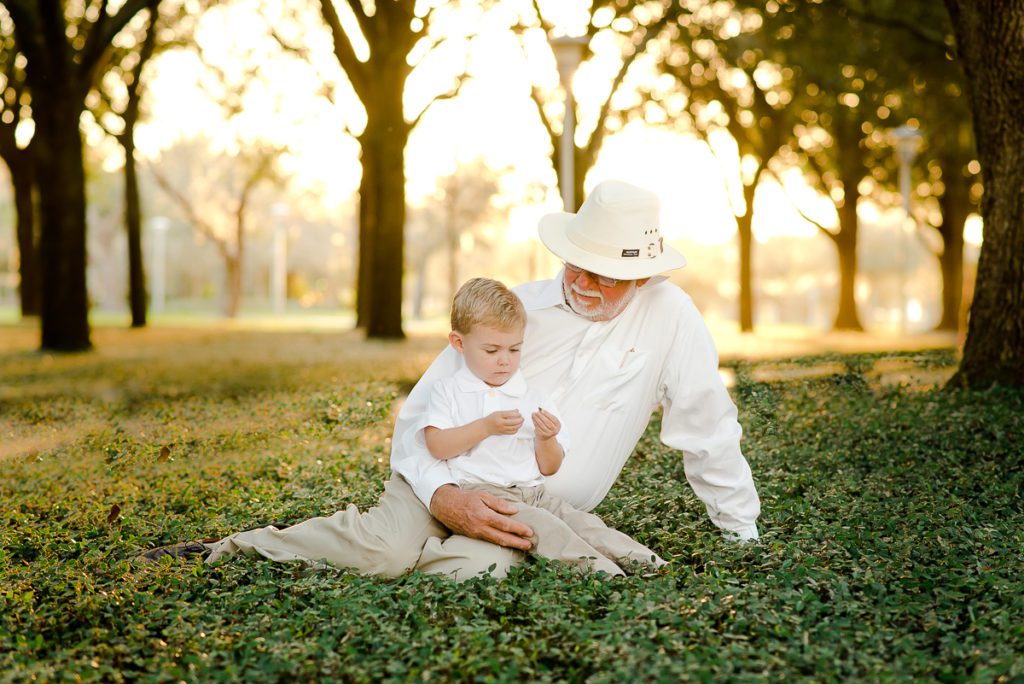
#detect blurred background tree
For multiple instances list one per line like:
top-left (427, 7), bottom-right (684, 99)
top-left (0, 0), bottom-right (1019, 387)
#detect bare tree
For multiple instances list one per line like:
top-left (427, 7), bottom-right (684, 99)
top-left (407, 159), bottom-right (503, 317)
top-left (150, 137), bottom-right (282, 318)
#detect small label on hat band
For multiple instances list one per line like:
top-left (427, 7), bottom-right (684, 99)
top-left (621, 249), bottom-right (640, 257)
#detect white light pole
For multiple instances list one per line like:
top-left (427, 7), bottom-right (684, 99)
top-left (148, 216), bottom-right (170, 314)
top-left (550, 34), bottom-right (588, 212)
top-left (891, 124), bottom-right (922, 335)
top-left (271, 202), bottom-right (289, 315)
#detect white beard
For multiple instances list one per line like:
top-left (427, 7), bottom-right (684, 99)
top-left (562, 280), bottom-right (638, 321)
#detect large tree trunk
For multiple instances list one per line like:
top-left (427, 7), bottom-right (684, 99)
top-left (832, 188), bottom-right (863, 331)
top-left (935, 154), bottom-right (969, 332)
top-left (358, 63), bottom-right (408, 339)
top-left (124, 135), bottom-right (147, 327)
top-left (945, 0), bottom-right (1024, 388)
top-left (737, 182), bottom-right (756, 332)
top-left (829, 115), bottom-right (864, 331)
top-left (355, 152), bottom-right (375, 328)
top-left (34, 92), bottom-right (91, 351)
top-left (10, 156), bottom-right (40, 317)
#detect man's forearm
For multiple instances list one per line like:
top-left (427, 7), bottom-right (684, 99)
top-left (424, 421), bottom-right (490, 460)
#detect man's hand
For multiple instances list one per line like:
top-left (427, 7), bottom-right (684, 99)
top-left (531, 408), bottom-right (560, 440)
top-left (483, 409), bottom-right (524, 436)
top-left (429, 484), bottom-right (534, 551)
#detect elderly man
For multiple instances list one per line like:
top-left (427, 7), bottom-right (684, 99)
top-left (152, 180), bottom-right (760, 580)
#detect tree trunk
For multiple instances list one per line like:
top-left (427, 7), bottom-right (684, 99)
top-left (34, 92), bottom-right (92, 351)
top-left (359, 65), bottom-right (408, 339)
top-left (935, 155), bottom-right (969, 332)
top-left (224, 253), bottom-right (242, 319)
top-left (737, 182), bottom-right (756, 332)
top-left (832, 189), bottom-right (863, 331)
top-left (945, 0), bottom-right (1024, 388)
top-left (829, 115), bottom-right (864, 331)
top-left (10, 155), bottom-right (40, 317)
top-left (124, 135), bottom-right (147, 327)
top-left (355, 150), bottom-right (375, 328)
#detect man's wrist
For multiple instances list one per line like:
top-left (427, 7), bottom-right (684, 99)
top-left (428, 483), bottom-right (461, 513)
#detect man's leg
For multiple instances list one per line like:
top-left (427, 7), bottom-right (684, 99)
top-left (532, 489), bottom-right (667, 570)
top-left (415, 485), bottom-right (626, 580)
top-left (415, 484), bottom-right (526, 581)
top-left (204, 475), bottom-right (446, 577)
top-left (416, 535), bottom-right (525, 582)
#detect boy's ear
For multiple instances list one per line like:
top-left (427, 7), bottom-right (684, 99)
top-left (448, 331), bottom-right (464, 352)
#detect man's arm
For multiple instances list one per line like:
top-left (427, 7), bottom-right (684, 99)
top-left (429, 485), bottom-right (534, 550)
top-left (660, 298), bottom-right (761, 541)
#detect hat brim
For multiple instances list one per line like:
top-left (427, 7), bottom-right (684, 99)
top-left (538, 212), bottom-right (687, 281)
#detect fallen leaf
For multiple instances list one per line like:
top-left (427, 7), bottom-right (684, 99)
top-left (158, 446), bottom-right (171, 462)
top-left (107, 503), bottom-right (121, 524)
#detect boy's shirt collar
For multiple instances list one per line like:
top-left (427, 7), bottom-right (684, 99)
top-left (453, 366), bottom-right (527, 397)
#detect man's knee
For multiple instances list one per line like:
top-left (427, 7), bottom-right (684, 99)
top-left (417, 535), bottom-right (524, 582)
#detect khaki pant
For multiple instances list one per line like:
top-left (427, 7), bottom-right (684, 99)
top-left (420, 483), bottom-right (665, 581)
top-left (205, 476), bottom-right (664, 581)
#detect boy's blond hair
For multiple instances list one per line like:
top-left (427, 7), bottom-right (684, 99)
top-left (451, 278), bottom-right (526, 334)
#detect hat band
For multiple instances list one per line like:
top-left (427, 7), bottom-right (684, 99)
top-left (567, 224), bottom-right (664, 260)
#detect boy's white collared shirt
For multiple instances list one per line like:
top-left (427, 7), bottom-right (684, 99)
top-left (418, 367), bottom-right (568, 488)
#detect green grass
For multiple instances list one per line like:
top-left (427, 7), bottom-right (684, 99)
top-left (1, 329), bottom-right (1021, 682)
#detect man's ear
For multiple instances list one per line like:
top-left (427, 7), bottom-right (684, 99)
top-left (448, 331), bottom-right (464, 352)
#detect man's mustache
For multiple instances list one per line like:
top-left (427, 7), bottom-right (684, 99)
top-left (569, 283), bottom-right (602, 300)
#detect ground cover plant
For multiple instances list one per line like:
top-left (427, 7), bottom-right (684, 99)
top-left (1, 326), bottom-right (1021, 682)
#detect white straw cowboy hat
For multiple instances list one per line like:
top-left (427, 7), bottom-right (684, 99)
top-left (538, 180), bottom-right (687, 280)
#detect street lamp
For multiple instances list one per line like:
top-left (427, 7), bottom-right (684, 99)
top-left (148, 216), bottom-right (170, 314)
top-left (270, 202), bottom-right (289, 315)
top-left (549, 34), bottom-right (588, 212)
top-left (890, 124), bottom-right (922, 334)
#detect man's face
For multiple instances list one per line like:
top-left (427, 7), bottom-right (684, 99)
top-left (561, 264), bottom-right (648, 321)
top-left (449, 323), bottom-right (524, 387)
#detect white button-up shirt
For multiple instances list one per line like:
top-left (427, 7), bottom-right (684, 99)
top-left (418, 367), bottom-right (568, 488)
top-left (391, 274), bottom-right (761, 540)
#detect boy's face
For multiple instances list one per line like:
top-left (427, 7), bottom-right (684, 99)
top-left (449, 323), bottom-right (524, 387)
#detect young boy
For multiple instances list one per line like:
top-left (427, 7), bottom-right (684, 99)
top-left (419, 277), bottom-right (665, 577)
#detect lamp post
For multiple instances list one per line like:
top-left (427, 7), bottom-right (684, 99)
top-left (891, 124), bottom-right (922, 334)
top-left (271, 202), bottom-right (289, 315)
top-left (148, 216), bottom-right (170, 314)
top-left (549, 34), bottom-right (588, 211)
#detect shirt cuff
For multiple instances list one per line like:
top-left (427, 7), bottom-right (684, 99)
top-left (409, 468), bottom-right (459, 511)
top-left (721, 524), bottom-right (759, 542)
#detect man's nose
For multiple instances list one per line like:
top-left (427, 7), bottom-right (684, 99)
top-left (575, 269), bottom-right (597, 288)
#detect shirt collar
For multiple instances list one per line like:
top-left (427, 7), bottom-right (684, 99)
top-left (453, 366), bottom-right (528, 397)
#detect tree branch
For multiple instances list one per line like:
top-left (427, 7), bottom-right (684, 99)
top-left (409, 74), bottom-right (467, 133)
top-left (147, 160), bottom-right (225, 255)
top-left (768, 168), bottom-right (838, 241)
top-left (80, 0), bottom-right (152, 78)
top-left (841, 0), bottom-right (954, 56)
top-left (319, 0), bottom-right (369, 103)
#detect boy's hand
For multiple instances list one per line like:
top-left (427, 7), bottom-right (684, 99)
top-left (484, 409), bottom-right (523, 436)
top-left (532, 408), bottom-right (561, 440)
